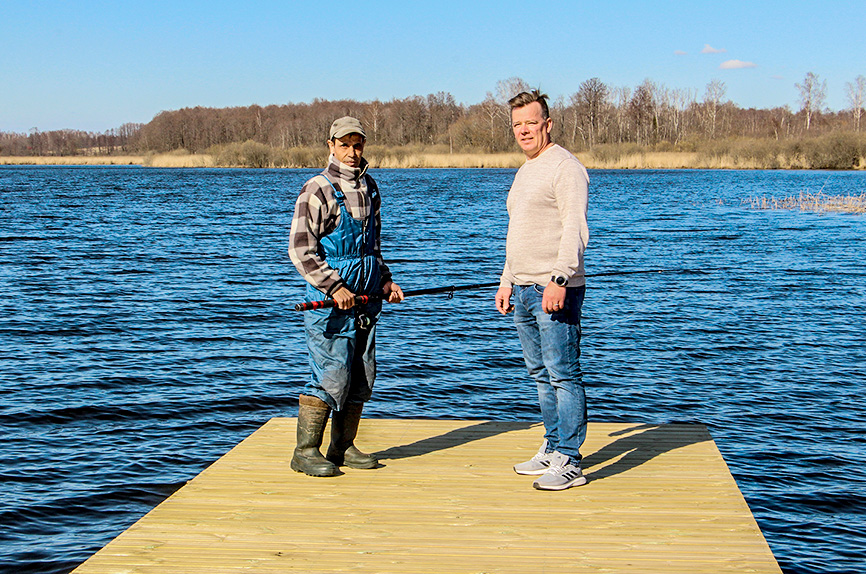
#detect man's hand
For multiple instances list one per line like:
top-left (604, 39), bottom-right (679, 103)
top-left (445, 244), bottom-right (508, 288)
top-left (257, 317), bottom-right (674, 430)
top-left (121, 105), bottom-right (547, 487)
top-left (542, 282), bottom-right (566, 314)
top-left (495, 286), bottom-right (514, 315)
top-left (383, 281), bottom-right (404, 303)
top-left (331, 286), bottom-right (356, 310)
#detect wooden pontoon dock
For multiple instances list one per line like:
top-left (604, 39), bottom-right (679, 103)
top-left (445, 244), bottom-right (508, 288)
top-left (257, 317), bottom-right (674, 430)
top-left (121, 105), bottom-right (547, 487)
top-left (72, 419), bottom-right (782, 573)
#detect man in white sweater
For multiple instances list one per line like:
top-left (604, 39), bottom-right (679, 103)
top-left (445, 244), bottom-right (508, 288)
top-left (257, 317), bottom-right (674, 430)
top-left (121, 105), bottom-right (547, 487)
top-left (495, 90), bottom-right (590, 490)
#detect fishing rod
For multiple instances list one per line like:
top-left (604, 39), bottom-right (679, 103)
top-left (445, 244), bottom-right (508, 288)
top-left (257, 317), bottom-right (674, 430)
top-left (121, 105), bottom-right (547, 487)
top-left (292, 268), bottom-right (676, 312)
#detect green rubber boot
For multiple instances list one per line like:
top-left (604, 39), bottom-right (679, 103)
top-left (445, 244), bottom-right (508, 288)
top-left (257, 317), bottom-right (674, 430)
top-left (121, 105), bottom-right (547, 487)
top-left (291, 395), bottom-right (338, 477)
top-left (326, 402), bottom-right (378, 469)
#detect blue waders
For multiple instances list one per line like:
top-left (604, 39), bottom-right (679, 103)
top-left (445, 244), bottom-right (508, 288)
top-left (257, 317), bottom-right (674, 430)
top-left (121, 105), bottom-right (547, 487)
top-left (292, 174), bottom-right (382, 476)
top-left (302, 174), bottom-right (382, 410)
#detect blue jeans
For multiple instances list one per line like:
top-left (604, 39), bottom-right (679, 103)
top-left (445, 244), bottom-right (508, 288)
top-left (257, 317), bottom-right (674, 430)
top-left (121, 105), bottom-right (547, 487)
top-left (512, 284), bottom-right (586, 464)
top-left (303, 307), bottom-right (378, 412)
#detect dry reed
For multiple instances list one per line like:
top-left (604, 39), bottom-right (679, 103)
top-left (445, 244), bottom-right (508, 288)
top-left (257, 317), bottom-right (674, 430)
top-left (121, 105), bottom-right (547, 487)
top-left (145, 153), bottom-right (216, 168)
top-left (747, 192), bottom-right (866, 214)
top-left (3, 150), bottom-right (864, 171)
top-left (579, 152), bottom-right (699, 169)
top-left (369, 152), bottom-right (525, 169)
top-left (0, 155), bottom-right (144, 165)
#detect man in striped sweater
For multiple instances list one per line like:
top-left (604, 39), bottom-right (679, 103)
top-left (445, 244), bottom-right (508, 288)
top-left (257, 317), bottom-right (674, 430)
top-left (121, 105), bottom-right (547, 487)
top-left (495, 90), bottom-right (590, 490)
top-left (289, 116), bottom-right (403, 477)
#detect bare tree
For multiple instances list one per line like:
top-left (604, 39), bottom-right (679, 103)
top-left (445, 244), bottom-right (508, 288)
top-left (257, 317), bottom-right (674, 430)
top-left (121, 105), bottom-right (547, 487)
top-left (427, 92), bottom-right (461, 149)
top-left (565, 93), bottom-right (582, 147)
top-left (629, 80), bottom-right (656, 145)
top-left (796, 72), bottom-right (827, 131)
top-left (846, 75), bottom-right (866, 131)
top-left (669, 88), bottom-right (695, 144)
top-left (574, 78), bottom-right (608, 148)
top-left (610, 85), bottom-right (632, 143)
top-left (495, 77), bottom-right (531, 105)
top-left (703, 79), bottom-right (727, 139)
top-left (480, 94), bottom-right (504, 151)
top-left (365, 100), bottom-right (383, 142)
top-left (768, 106), bottom-right (793, 140)
top-left (549, 95), bottom-right (569, 145)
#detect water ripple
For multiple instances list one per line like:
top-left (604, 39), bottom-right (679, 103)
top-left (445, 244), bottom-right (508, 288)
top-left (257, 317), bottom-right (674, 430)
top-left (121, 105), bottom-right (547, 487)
top-left (1, 166), bottom-right (864, 574)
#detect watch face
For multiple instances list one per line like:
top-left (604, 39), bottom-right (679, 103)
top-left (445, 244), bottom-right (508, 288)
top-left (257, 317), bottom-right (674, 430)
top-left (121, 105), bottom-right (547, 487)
top-left (555, 276), bottom-right (567, 286)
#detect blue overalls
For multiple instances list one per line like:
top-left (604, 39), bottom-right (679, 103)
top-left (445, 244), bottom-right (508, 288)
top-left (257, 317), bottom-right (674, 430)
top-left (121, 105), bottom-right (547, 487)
top-left (303, 174), bottom-right (382, 411)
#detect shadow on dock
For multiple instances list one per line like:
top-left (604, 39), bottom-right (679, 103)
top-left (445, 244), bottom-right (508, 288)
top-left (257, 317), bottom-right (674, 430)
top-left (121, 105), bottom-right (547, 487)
top-left (375, 420), bottom-right (536, 460)
top-left (583, 423), bottom-right (712, 482)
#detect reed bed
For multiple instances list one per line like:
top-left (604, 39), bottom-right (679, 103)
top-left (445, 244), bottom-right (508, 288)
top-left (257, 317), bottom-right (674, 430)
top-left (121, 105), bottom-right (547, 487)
top-left (0, 155), bottom-right (144, 165)
top-left (0, 151), bottom-right (730, 170)
top-left (580, 150), bottom-right (866, 170)
top-left (747, 192), bottom-right (866, 214)
top-left (369, 152), bottom-right (525, 169)
top-left (579, 151), bottom-right (699, 169)
top-left (145, 152), bottom-right (216, 168)
top-left (0, 152), bottom-right (214, 168)
top-left (3, 145), bottom-right (864, 171)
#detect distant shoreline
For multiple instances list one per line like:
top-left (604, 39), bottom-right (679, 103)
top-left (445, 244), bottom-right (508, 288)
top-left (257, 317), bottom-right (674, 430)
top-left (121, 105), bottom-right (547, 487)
top-left (2, 151), bottom-right (864, 170)
top-left (3, 153), bottom-right (863, 212)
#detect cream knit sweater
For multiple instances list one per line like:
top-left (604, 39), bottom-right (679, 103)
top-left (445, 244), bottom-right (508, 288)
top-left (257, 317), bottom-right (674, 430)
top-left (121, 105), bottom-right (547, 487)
top-left (500, 144), bottom-right (589, 288)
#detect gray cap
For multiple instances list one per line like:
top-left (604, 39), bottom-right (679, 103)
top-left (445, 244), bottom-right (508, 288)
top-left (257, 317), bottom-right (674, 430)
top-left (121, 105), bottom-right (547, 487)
top-left (329, 116), bottom-right (366, 140)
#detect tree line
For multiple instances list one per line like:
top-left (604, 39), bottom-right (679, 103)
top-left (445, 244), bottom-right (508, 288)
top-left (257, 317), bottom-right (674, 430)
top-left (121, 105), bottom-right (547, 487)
top-left (2, 73), bottom-right (865, 163)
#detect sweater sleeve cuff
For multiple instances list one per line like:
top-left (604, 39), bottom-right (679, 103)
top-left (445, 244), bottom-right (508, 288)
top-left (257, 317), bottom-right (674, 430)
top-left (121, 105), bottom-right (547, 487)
top-left (325, 279), bottom-right (346, 296)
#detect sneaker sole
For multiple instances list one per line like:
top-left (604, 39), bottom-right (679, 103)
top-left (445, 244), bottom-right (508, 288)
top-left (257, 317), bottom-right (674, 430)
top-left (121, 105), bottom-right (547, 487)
top-left (513, 466), bottom-right (550, 476)
top-left (532, 476), bottom-right (587, 490)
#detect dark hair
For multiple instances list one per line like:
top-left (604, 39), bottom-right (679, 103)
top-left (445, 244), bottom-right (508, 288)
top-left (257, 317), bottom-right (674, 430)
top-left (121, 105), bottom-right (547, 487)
top-left (329, 134), bottom-right (366, 143)
top-left (508, 90), bottom-right (550, 120)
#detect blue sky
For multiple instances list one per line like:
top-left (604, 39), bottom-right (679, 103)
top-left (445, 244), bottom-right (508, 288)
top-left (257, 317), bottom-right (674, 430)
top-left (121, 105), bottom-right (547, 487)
top-left (1, 0), bottom-right (863, 133)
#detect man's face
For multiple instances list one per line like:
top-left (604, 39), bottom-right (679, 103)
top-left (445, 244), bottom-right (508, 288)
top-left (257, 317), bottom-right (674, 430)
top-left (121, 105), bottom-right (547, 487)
top-left (328, 133), bottom-right (365, 168)
top-left (511, 102), bottom-right (552, 160)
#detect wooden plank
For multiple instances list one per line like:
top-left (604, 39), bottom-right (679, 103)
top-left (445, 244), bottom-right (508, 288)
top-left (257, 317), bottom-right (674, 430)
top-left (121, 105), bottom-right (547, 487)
top-left (72, 419), bottom-right (781, 573)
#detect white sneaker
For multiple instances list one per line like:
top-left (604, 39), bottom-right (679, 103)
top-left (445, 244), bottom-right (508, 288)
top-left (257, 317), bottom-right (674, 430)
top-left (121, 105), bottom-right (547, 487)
top-left (532, 452), bottom-right (587, 490)
top-left (513, 439), bottom-right (553, 475)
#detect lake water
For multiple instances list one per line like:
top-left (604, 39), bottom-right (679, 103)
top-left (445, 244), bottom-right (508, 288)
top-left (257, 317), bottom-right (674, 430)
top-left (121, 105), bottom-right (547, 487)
top-left (1, 166), bottom-right (864, 574)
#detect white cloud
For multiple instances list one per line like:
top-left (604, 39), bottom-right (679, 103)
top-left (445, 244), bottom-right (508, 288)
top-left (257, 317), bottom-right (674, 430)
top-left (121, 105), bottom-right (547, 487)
top-left (701, 44), bottom-right (726, 54)
top-left (674, 50), bottom-right (687, 56)
top-left (720, 59), bottom-right (757, 69)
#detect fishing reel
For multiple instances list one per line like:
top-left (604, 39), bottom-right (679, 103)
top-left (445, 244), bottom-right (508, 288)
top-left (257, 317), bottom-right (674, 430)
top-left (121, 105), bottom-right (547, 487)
top-left (354, 310), bottom-right (373, 331)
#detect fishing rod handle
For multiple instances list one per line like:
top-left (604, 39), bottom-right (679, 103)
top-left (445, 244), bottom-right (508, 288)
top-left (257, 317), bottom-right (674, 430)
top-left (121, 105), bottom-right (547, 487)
top-left (293, 295), bottom-right (375, 312)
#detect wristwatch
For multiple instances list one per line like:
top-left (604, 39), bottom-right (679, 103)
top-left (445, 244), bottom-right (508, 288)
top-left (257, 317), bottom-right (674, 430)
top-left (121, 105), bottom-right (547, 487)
top-left (552, 275), bottom-right (568, 287)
